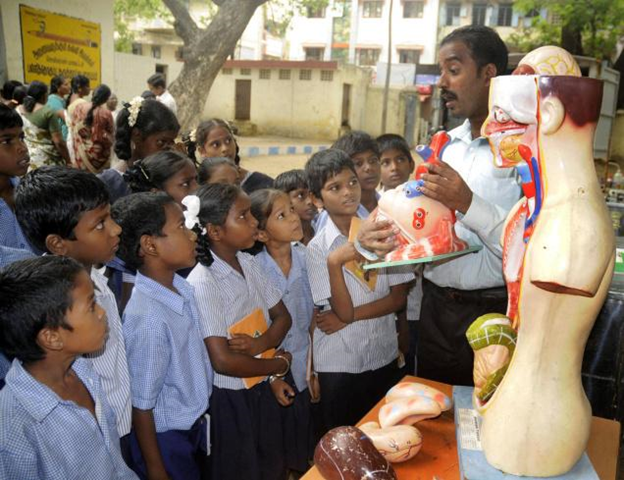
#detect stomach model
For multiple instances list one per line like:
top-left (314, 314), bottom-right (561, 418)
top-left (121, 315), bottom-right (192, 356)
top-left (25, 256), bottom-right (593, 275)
top-left (375, 132), bottom-right (468, 262)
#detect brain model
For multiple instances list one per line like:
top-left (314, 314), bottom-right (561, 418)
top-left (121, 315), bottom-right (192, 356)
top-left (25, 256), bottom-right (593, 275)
top-left (375, 132), bottom-right (468, 262)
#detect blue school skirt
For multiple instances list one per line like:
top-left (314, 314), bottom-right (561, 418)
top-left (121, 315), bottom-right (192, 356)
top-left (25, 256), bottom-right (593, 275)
top-left (129, 415), bottom-right (208, 480)
top-left (210, 381), bottom-right (286, 480)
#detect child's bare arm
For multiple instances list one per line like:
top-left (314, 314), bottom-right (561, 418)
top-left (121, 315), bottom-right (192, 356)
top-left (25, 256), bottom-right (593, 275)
top-left (132, 408), bottom-right (170, 480)
top-left (206, 337), bottom-right (291, 378)
top-left (327, 243), bottom-right (358, 323)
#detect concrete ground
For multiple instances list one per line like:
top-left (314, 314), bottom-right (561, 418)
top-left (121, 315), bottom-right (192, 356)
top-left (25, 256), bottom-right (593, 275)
top-left (240, 153), bottom-right (309, 179)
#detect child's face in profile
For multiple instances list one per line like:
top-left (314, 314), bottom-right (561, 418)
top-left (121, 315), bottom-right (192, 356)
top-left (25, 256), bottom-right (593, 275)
top-left (59, 269), bottom-right (108, 355)
top-left (380, 148), bottom-right (415, 190)
top-left (0, 126), bottom-right (29, 177)
top-left (262, 194), bottom-right (303, 244)
top-left (207, 164), bottom-right (239, 186)
top-left (351, 149), bottom-right (381, 192)
top-left (317, 167), bottom-right (361, 217)
top-left (200, 127), bottom-right (237, 161)
top-left (61, 204), bottom-right (122, 266)
top-left (162, 159), bottom-right (198, 205)
top-left (288, 187), bottom-right (316, 222)
top-left (152, 202), bottom-right (198, 271)
top-left (220, 193), bottom-right (259, 251)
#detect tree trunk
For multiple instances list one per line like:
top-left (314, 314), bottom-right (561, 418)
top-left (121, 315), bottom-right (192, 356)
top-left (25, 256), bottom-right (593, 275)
top-left (561, 23), bottom-right (583, 56)
top-left (162, 0), bottom-right (269, 131)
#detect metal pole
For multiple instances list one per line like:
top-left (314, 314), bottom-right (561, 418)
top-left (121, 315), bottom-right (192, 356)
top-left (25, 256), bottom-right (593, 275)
top-left (381, 0), bottom-right (393, 133)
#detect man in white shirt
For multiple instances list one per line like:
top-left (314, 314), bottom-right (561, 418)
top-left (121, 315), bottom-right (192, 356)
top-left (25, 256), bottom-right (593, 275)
top-left (358, 26), bottom-right (521, 386)
top-left (147, 73), bottom-right (177, 115)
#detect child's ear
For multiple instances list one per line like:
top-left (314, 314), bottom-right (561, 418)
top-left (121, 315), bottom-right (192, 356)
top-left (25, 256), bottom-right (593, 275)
top-left (206, 223), bottom-right (222, 242)
top-left (139, 234), bottom-right (159, 259)
top-left (311, 193), bottom-right (324, 210)
top-left (45, 234), bottom-right (70, 256)
top-left (37, 327), bottom-right (64, 353)
top-left (257, 229), bottom-right (269, 244)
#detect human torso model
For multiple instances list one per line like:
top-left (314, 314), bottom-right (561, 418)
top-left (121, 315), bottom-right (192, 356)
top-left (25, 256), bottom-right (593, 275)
top-left (471, 46), bottom-right (615, 476)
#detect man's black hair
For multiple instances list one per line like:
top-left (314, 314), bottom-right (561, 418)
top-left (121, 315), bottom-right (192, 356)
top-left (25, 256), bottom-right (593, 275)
top-left (441, 25), bottom-right (508, 76)
top-left (0, 103), bottom-right (23, 130)
top-left (111, 192), bottom-right (175, 270)
top-left (376, 133), bottom-right (414, 161)
top-left (304, 148), bottom-right (356, 198)
top-left (147, 73), bottom-right (167, 89)
top-left (2, 80), bottom-right (22, 102)
top-left (15, 166), bottom-right (110, 253)
top-left (274, 169), bottom-right (309, 194)
top-left (332, 130), bottom-right (380, 158)
top-left (0, 255), bottom-right (85, 363)
top-left (114, 99), bottom-right (180, 160)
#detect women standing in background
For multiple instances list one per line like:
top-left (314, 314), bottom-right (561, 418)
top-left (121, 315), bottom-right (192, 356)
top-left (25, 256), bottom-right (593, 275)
top-left (70, 84), bottom-right (115, 173)
top-left (19, 81), bottom-right (71, 167)
top-left (46, 75), bottom-right (71, 141)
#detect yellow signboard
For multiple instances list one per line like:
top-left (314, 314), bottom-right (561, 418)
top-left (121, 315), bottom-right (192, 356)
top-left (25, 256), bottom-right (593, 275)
top-left (19, 4), bottom-right (101, 86)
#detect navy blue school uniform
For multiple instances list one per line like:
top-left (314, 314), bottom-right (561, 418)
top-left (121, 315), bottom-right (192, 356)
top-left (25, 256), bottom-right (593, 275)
top-left (123, 272), bottom-right (213, 480)
top-left (256, 243), bottom-right (315, 471)
top-left (188, 252), bottom-right (287, 480)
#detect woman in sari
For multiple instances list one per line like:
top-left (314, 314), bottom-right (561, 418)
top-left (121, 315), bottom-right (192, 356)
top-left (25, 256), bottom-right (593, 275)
top-left (70, 84), bottom-right (114, 173)
top-left (46, 75), bottom-right (71, 141)
top-left (19, 81), bottom-right (71, 167)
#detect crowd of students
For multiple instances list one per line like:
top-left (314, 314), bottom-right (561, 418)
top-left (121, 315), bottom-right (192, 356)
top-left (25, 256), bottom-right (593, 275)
top-left (0, 85), bottom-right (422, 480)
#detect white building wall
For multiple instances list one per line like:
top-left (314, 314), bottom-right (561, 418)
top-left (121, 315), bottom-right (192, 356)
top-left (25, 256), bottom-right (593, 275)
top-left (0, 0), bottom-right (115, 86)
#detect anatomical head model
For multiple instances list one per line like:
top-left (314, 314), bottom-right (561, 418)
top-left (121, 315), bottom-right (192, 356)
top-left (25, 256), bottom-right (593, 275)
top-left (468, 46), bottom-right (615, 477)
top-left (375, 132), bottom-right (468, 262)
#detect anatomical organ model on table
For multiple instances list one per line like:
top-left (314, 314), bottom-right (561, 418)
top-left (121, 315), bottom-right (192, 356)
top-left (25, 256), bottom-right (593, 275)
top-left (467, 46), bottom-right (615, 476)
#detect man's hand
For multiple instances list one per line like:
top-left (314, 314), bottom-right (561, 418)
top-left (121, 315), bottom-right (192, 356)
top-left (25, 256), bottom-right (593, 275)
top-left (315, 310), bottom-right (347, 335)
top-left (420, 160), bottom-right (473, 214)
top-left (356, 216), bottom-right (399, 257)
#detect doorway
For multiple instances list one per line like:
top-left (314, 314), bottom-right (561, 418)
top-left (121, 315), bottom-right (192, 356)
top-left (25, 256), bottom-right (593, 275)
top-left (341, 83), bottom-right (351, 126)
top-left (235, 79), bottom-right (251, 121)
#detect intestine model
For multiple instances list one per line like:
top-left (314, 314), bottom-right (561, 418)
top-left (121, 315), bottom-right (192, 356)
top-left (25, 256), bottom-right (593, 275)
top-left (467, 46), bottom-right (615, 477)
top-left (374, 132), bottom-right (468, 262)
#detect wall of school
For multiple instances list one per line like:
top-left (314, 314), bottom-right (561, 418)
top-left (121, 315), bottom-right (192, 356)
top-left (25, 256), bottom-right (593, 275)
top-left (202, 63), bottom-right (373, 140)
top-left (0, 0), bottom-right (115, 86)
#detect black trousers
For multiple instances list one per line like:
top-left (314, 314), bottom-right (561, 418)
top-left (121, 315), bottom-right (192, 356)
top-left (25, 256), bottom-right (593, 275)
top-left (315, 361), bottom-right (399, 436)
top-left (417, 279), bottom-right (508, 386)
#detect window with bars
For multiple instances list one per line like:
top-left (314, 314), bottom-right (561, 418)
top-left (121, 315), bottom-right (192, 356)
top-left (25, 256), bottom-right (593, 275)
top-left (497, 4), bottom-right (513, 26)
top-left (398, 49), bottom-right (420, 64)
top-left (240, 68), bottom-right (251, 76)
top-left (363, 1), bottom-right (383, 18)
top-left (304, 47), bottom-right (324, 61)
top-left (445, 3), bottom-right (461, 26)
top-left (131, 43), bottom-right (143, 55)
top-left (279, 69), bottom-right (291, 80)
top-left (222, 68), bottom-right (233, 75)
top-left (259, 69), bottom-right (271, 79)
top-left (299, 69), bottom-right (312, 80)
top-left (320, 70), bottom-right (334, 81)
top-left (358, 48), bottom-right (380, 67)
top-left (151, 46), bottom-right (161, 59)
top-left (403, 1), bottom-right (424, 18)
top-left (472, 4), bottom-right (487, 25)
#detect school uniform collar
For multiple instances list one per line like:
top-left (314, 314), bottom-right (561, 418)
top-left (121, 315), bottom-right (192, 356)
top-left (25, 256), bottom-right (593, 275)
top-left (320, 215), bottom-right (348, 250)
top-left (257, 246), bottom-right (303, 285)
top-left (5, 357), bottom-right (96, 423)
top-left (209, 250), bottom-right (248, 280)
top-left (134, 271), bottom-right (193, 316)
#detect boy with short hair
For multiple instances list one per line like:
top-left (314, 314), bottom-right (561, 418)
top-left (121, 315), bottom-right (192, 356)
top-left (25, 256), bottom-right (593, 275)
top-left (0, 104), bottom-right (34, 262)
top-left (15, 166), bottom-right (132, 452)
top-left (147, 73), bottom-right (177, 115)
top-left (304, 149), bottom-right (413, 433)
top-left (0, 256), bottom-right (138, 479)
top-left (274, 168), bottom-right (317, 245)
top-left (376, 133), bottom-right (416, 191)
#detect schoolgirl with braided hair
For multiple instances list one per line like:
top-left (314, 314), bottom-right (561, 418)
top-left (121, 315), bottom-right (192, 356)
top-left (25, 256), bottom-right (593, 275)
top-left (184, 183), bottom-right (294, 480)
top-left (98, 98), bottom-right (180, 203)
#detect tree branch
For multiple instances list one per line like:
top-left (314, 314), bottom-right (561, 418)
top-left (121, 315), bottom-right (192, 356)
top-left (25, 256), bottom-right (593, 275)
top-left (161, 0), bottom-right (200, 45)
